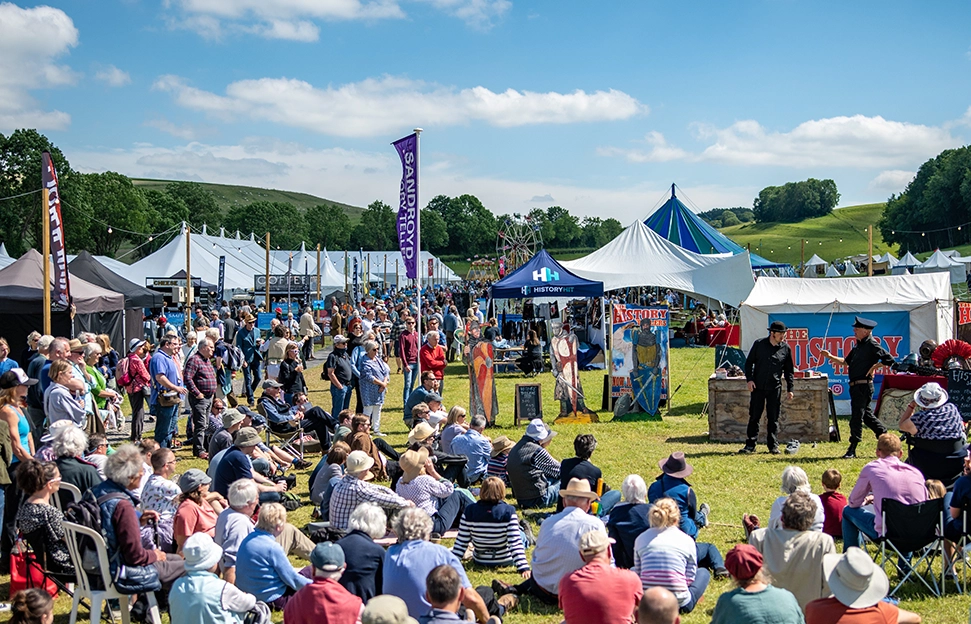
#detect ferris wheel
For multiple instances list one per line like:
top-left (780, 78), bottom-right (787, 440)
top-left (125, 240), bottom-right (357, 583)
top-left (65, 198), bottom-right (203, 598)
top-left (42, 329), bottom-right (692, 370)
top-left (496, 213), bottom-right (543, 274)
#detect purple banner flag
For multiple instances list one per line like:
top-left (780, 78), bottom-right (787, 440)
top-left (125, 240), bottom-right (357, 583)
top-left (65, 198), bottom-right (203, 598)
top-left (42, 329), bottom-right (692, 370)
top-left (41, 152), bottom-right (71, 310)
top-left (393, 133), bottom-right (419, 280)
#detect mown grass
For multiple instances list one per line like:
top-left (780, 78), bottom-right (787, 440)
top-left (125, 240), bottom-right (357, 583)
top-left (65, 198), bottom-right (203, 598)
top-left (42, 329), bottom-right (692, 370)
top-left (23, 346), bottom-right (969, 623)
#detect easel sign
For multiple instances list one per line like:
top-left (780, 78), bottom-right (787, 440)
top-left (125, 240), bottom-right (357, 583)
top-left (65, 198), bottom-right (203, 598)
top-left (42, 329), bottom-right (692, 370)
top-left (514, 383), bottom-right (542, 426)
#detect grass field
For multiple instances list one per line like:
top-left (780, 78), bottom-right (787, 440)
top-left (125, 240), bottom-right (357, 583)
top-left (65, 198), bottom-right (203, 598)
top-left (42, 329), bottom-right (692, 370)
top-left (16, 346), bottom-right (968, 623)
top-left (131, 178), bottom-right (364, 223)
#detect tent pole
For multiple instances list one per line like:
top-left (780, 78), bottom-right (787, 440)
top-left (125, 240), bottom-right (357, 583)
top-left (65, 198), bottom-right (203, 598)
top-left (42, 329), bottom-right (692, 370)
top-left (264, 232), bottom-right (270, 307)
top-left (868, 226), bottom-right (873, 276)
top-left (186, 224), bottom-right (193, 335)
top-left (316, 244), bottom-right (321, 301)
top-left (344, 251), bottom-right (349, 301)
top-left (42, 187), bottom-right (51, 335)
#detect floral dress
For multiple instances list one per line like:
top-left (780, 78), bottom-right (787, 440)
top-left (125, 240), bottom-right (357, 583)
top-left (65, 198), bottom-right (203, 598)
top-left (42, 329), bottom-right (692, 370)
top-left (16, 501), bottom-right (75, 574)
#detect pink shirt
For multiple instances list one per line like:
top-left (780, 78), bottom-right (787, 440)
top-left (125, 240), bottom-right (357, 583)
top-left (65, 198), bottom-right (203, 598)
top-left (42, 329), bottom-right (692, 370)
top-left (847, 455), bottom-right (927, 533)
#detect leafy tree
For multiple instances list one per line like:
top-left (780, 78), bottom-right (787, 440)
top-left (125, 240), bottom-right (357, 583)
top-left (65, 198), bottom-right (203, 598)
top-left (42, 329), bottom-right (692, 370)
top-left (139, 189), bottom-right (189, 258)
top-left (305, 203), bottom-right (352, 250)
top-left (77, 172), bottom-right (149, 256)
top-left (581, 216), bottom-right (623, 247)
top-left (546, 206), bottom-right (580, 247)
top-left (420, 208), bottom-right (449, 252)
top-left (526, 208), bottom-right (554, 245)
top-left (601, 218), bottom-right (623, 242)
top-left (720, 210), bottom-right (741, 227)
top-left (753, 178), bottom-right (839, 223)
top-left (350, 200), bottom-right (397, 250)
top-left (0, 129), bottom-right (79, 257)
top-left (165, 181), bottom-right (221, 229)
top-left (223, 201), bottom-right (305, 249)
top-left (426, 194), bottom-right (497, 255)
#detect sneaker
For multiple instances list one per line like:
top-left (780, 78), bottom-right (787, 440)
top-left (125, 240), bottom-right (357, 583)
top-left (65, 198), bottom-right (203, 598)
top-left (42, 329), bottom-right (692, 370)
top-left (497, 593), bottom-right (519, 612)
top-left (737, 445), bottom-right (756, 454)
top-left (698, 502), bottom-right (711, 527)
top-left (294, 459), bottom-right (313, 469)
top-left (492, 579), bottom-right (516, 596)
top-left (714, 567), bottom-right (730, 579)
top-left (769, 446), bottom-right (781, 455)
top-left (372, 431), bottom-right (387, 437)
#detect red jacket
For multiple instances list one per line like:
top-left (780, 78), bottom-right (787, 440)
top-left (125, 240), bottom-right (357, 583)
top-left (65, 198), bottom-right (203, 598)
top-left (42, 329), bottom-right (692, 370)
top-left (419, 344), bottom-right (446, 380)
top-left (283, 578), bottom-right (362, 624)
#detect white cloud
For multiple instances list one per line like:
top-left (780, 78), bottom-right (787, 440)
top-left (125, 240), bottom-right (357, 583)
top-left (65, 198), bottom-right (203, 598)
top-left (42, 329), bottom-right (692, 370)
top-left (414, 0), bottom-right (510, 29)
top-left (0, 2), bottom-right (78, 131)
top-left (869, 169), bottom-right (915, 192)
top-left (95, 65), bottom-right (131, 87)
top-left (693, 115), bottom-right (960, 168)
top-left (154, 74), bottom-right (645, 137)
top-left (529, 193), bottom-right (554, 203)
top-left (244, 19), bottom-right (320, 41)
top-left (597, 130), bottom-right (688, 163)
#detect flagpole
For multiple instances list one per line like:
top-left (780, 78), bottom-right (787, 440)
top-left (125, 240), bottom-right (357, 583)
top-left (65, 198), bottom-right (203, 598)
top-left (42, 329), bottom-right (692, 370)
top-left (185, 223), bottom-right (193, 335)
top-left (316, 244), bottom-right (322, 301)
top-left (42, 188), bottom-right (51, 334)
top-left (413, 128), bottom-right (423, 380)
top-left (264, 232), bottom-right (271, 307)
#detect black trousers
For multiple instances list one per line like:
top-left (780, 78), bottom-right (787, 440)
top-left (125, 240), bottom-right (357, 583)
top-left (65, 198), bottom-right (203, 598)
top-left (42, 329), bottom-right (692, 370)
top-left (302, 336), bottom-right (314, 362)
top-left (129, 389), bottom-right (146, 441)
top-left (747, 385), bottom-right (782, 449)
top-left (849, 382), bottom-right (886, 444)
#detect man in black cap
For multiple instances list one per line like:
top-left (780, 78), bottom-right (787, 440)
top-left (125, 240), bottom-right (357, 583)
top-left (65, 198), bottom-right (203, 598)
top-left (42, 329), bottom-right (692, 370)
top-left (739, 320), bottom-right (794, 455)
top-left (820, 316), bottom-right (896, 458)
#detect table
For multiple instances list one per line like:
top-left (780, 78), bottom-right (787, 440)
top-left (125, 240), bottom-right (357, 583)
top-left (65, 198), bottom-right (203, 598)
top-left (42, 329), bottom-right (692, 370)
top-left (708, 374), bottom-right (830, 443)
top-left (707, 325), bottom-right (740, 347)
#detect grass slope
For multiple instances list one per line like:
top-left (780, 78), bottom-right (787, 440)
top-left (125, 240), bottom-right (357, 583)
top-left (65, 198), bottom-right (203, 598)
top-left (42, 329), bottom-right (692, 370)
top-left (30, 345), bottom-right (967, 623)
top-left (718, 203), bottom-right (893, 266)
top-left (132, 179), bottom-right (365, 223)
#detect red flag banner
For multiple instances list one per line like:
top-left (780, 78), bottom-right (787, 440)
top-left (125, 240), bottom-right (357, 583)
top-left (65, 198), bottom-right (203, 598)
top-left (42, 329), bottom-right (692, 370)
top-left (958, 301), bottom-right (971, 326)
top-left (41, 152), bottom-right (71, 309)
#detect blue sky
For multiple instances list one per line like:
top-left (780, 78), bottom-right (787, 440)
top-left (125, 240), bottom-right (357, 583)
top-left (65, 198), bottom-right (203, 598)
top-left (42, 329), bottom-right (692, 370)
top-left (2, 0), bottom-right (970, 224)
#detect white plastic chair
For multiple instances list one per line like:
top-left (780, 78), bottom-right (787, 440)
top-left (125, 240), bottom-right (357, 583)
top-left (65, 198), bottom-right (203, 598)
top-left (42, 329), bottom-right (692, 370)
top-left (55, 482), bottom-right (83, 513)
top-left (62, 521), bottom-right (162, 624)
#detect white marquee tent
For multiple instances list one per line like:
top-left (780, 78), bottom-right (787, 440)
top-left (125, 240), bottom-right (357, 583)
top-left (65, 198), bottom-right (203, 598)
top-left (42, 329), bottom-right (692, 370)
top-left (915, 249), bottom-right (965, 284)
top-left (561, 220), bottom-right (755, 305)
top-left (843, 261), bottom-right (861, 276)
top-left (825, 264), bottom-right (842, 278)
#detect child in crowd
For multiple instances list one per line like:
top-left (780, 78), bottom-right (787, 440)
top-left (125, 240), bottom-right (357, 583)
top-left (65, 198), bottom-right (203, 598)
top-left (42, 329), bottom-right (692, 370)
top-left (925, 479), bottom-right (946, 500)
top-left (487, 436), bottom-right (514, 486)
top-left (819, 468), bottom-right (847, 541)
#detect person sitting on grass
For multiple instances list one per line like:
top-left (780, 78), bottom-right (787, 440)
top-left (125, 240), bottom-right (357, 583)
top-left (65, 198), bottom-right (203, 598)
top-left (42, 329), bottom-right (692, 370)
top-left (710, 544), bottom-right (803, 624)
top-left (405, 372), bottom-right (440, 428)
top-left (819, 468), bottom-right (847, 542)
top-left (451, 476), bottom-right (530, 576)
top-left (284, 542), bottom-right (364, 624)
top-left (9, 588), bottom-right (54, 624)
top-left (311, 441), bottom-right (350, 508)
top-left (173, 469), bottom-right (227, 554)
top-left (439, 406), bottom-right (468, 455)
top-left (767, 466), bottom-right (825, 532)
top-left (506, 418), bottom-right (561, 509)
top-left (329, 450), bottom-right (412, 531)
top-left (336, 502), bottom-right (388, 603)
top-left (486, 436), bottom-right (514, 487)
top-left (235, 503), bottom-right (312, 609)
top-left (557, 433), bottom-right (621, 516)
top-left (396, 447), bottom-right (469, 537)
top-left (559, 529), bottom-right (643, 624)
top-left (449, 415), bottom-right (492, 484)
top-left (607, 474), bottom-right (653, 569)
top-left (420, 564), bottom-right (501, 624)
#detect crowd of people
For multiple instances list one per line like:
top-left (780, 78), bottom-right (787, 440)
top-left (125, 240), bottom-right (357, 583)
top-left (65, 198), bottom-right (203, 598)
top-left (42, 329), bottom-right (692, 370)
top-left (1, 290), bottom-right (967, 624)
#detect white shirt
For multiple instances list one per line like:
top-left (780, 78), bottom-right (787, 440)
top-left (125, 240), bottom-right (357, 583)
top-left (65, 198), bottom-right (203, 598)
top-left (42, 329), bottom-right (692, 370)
top-left (530, 506), bottom-right (606, 594)
top-left (768, 492), bottom-right (825, 532)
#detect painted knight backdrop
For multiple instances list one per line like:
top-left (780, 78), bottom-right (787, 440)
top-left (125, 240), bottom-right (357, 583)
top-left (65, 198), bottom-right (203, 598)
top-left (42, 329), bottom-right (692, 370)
top-left (611, 304), bottom-right (670, 414)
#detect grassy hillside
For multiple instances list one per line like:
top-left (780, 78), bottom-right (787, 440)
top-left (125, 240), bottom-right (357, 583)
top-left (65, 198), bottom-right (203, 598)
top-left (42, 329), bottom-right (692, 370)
top-left (718, 203), bottom-right (893, 265)
top-left (132, 178), bottom-right (364, 223)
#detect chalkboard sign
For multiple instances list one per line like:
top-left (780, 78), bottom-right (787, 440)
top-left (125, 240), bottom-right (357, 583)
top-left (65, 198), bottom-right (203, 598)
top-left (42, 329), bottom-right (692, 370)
top-left (946, 369), bottom-right (971, 421)
top-left (515, 383), bottom-right (542, 425)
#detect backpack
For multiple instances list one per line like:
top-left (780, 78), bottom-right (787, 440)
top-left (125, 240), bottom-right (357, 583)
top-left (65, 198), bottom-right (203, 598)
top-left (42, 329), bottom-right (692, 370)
top-left (223, 344), bottom-right (245, 372)
top-left (115, 356), bottom-right (132, 387)
top-left (63, 491), bottom-right (127, 572)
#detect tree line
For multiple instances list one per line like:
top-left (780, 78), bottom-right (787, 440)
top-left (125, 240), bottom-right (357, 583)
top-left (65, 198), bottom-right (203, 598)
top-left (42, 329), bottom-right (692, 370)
top-left (0, 129), bottom-right (623, 260)
top-left (753, 178), bottom-right (840, 223)
top-left (697, 207), bottom-right (755, 228)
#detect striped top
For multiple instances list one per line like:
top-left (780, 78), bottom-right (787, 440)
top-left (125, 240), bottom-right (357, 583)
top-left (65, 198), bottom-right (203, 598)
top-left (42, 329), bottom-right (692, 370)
top-left (450, 501), bottom-right (529, 572)
top-left (632, 526), bottom-right (697, 606)
top-left (396, 475), bottom-right (454, 517)
top-left (486, 454), bottom-right (509, 485)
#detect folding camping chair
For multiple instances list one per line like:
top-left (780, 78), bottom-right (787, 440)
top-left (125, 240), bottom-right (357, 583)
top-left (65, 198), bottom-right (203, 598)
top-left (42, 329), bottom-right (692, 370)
top-left (870, 497), bottom-right (946, 597)
top-left (948, 509), bottom-right (970, 594)
top-left (257, 402), bottom-right (305, 459)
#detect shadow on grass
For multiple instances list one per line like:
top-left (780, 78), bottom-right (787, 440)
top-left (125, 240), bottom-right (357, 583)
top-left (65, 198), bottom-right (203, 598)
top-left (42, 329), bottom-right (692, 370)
top-left (667, 401), bottom-right (707, 417)
top-left (664, 434), bottom-right (710, 445)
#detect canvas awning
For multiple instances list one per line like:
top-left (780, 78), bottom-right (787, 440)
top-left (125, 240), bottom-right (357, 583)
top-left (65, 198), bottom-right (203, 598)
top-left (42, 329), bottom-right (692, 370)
top-left (491, 249), bottom-right (603, 299)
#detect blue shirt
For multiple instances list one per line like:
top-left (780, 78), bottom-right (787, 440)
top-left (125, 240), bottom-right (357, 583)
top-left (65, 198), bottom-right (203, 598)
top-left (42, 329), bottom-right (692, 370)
top-left (148, 350), bottom-right (179, 406)
top-left (235, 327), bottom-right (261, 362)
top-left (360, 357), bottom-right (390, 406)
top-left (213, 447), bottom-right (253, 497)
top-left (404, 386), bottom-right (433, 419)
top-left (450, 429), bottom-right (492, 479)
top-left (384, 540), bottom-right (470, 619)
top-left (0, 359), bottom-right (18, 376)
top-left (235, 529), bottom-right (311, 603)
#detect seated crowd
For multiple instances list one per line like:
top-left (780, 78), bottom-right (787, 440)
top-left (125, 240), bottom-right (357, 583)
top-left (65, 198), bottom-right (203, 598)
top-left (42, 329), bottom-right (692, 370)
top-left (5, 327), bottom-right (965, 624)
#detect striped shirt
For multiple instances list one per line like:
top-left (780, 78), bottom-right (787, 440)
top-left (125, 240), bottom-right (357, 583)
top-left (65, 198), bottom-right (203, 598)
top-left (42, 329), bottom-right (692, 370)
top-left (451, 501), bottom-right (529, 572)
top-left (486, 454), bottom-right (509, 485)
top-left (329, 474), bottom-right (409, 530)
top-left (396, 475), bottom-right (454, 517)
top-left (632, 526), bottom-right (698, 606)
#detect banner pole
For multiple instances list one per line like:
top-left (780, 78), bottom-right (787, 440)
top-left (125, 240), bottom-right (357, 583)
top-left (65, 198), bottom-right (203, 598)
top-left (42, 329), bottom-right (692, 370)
top-left (265, 232), bottom-right (270, 307)
top-left (344, 251), bottom-right (348, 301)
top-left (414, 128), bottom-right (423, 378)
top-left (186, 224), bottom-right (193, 335)
top-left (42, 188), bottom-right (51, 335)
top-left (316, 244), bottom-right (321, 301)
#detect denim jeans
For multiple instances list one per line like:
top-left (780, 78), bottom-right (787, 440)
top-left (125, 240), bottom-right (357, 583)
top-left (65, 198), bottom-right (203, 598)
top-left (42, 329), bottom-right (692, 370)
top-left (519, 482), bottom-right (562, 509)
top-left (153, 403), bottom-right (180, 448)
top-left (402, 362), bottom-right (418, 404)
top-left (242, 361), bottom-right (261, 404)
top-left (842, 506), bottom-right (878, 550)
top-left (696, 542), bottom-right (726, 572)
top-left (330, 385), bottom-right (352, 416)
top-left (597, 489), bottom-right (622, 516)
top-left (681, 568), bottom-right (710, 613)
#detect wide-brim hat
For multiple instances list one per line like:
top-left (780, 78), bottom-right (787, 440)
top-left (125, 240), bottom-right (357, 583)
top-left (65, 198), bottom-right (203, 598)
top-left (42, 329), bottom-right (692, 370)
top-left (399, 447), bottom-right (429, 481)
top-left (525, 418), bottom-right (556, 443)
top-left (182, 533), bottom-right (223, 572)
top-left (561, 477), bottom-right (600, 500)
top-left (914, 382), bottom-right (948, 410)
top-left (222, 408), bottom-right (246, 429)
top-left (346, 450), bottom-right (375, 475)
top-left (822, 547), bottom-right (889, 609)
top-left (361, 595), bottom-right (419, 624)
top-left (68, 338), bottom-right (84, 352)
top-left (659, 451), bottom-right (693, 479)
top-left (407, 422), bottom-right (435, 445)
top-left (243, 314), bottom-right (257, 324)
top-left (234, 426), bottom-right (261, 448)
top-left (128, 338), bottom-right (146, 354)
top-left (491, 435), bottom-right (514, 457)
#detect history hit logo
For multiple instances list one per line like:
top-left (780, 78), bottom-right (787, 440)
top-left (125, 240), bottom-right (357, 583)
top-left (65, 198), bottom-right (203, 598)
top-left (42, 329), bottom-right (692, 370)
top-left (532, 267), bottom-right (560, 282)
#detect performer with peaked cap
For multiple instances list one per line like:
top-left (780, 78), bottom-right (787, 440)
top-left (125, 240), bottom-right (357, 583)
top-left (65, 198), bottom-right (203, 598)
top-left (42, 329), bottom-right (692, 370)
top-left (739, 320), bottom-right (794, 455)
top-left (820, 316), bottom-right (897, 459)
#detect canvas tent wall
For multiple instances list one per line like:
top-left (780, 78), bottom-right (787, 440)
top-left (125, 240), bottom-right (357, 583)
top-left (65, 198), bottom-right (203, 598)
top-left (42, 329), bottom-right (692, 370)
top-left (915, 249), bottom-right (965, 284)
top-left (561, 220), bottom-right (756, 306)
top-left (740, 273), bottom-right (952, 404)
top-left (0, 250), bottom-right (125, 359)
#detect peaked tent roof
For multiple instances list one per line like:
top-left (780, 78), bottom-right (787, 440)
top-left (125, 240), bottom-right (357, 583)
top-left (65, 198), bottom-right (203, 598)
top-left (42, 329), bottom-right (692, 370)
top-left (825, 264), bottom-right (842, 277)
top-left (898, 251), bottom-right (921, 267)
top-left (0, 249), bottom-right (124, 314)
top-left (561, 220), bottom-right (755, 304)
top-left (643, 185), bottom-right (787, 270)
top-left (843, 262), bottom-right (861, 276)
top-left (804, 254), bottom-right (827, 266)
top-left (69, 251), bottom-right (164, 309)
top-left (491, 249), bottom-right (603, 299)
top-left (919, 249), bottom-right (962, 269)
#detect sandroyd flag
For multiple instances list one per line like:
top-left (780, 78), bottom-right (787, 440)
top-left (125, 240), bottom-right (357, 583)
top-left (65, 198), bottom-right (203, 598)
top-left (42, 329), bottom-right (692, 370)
top-left (41, 152), bottom-right (71, 309)
top-left (393, 133), bottom-right (419, 280)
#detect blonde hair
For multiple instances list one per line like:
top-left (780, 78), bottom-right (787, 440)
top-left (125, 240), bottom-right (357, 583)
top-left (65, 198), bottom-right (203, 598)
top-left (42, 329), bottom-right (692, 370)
top-left (256, 502), bottom-right (288, 532)
top-left (877, 433), bottom-right (902, 456)
top-left (648, 498), bottom-right (681, 529)
top-left (445, 405), bottom-right (466, 427)
top-left (925, 479), bottom-right (946, 500)
top-left (96, 334), bottom-right (112, 353)
top-left (48, 359), bottom-right (72, 383)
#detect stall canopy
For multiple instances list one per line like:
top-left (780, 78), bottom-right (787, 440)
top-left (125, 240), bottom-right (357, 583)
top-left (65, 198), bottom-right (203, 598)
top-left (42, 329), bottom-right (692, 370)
top-left (644, 185), bottom-right (789, 271)
top-left (69, 251), bottom-right (164, 309)
top-left (491, 249), bottom-right (603, 299)
top-left (562, 220), bottom-right (755, 305)
top-left (915, 249), bottom-right (965, 284)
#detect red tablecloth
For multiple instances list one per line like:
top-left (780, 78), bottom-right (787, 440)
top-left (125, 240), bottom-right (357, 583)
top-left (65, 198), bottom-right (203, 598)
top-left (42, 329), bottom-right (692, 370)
top-left (874, 373), bottom-right (947, 415)
top-left (707, 325), bottom-right (740, 347)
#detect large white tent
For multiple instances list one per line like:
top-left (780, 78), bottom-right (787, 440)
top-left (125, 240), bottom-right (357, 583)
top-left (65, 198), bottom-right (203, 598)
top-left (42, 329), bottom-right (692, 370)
top-left (561, 220), bottom-right (755, 305)
top-left (825, 264), bottom-right (842, 278)
top-left (325, 251), bottom-right (461, 285)
top-left (915, 249), bottom-right (965, 284)
top-left (843, 261), bottom-right (861, 276)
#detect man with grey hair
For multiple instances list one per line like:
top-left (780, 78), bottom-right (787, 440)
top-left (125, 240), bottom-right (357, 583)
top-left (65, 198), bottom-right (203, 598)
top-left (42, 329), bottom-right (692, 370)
top-left (606, 474), bottom-right (652, 569)
top-left (329, 450), bottom-right (412, 530)
top-left (184, 338), bottom-right (217, 459)
top-left (636, 587), bottom-right (681, 624)
top-left (284, 542), bottom-right (364, 624)
top-left (41, 337), bottom-right (82, 393)
top-left (52, 424), bottom-right (102, 507)
top-left (298, 306), bottom-right (318, 362)
top-left (384, 507), bottom-right (508, 621)
top-left (26, 334), bottom-right (54, 442)
top-left (450, 416), bottom-right (492, 484)
top-left (151, 333), bottom-right (187, 448)
top-left (336, 502), bottom-right (388, 602)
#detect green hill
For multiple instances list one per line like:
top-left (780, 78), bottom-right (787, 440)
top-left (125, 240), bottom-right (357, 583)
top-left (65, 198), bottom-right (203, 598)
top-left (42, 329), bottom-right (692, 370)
top-left (718, 203), bottom-right (893, 265)
top-left (131, 179), bottom-right (364, 223)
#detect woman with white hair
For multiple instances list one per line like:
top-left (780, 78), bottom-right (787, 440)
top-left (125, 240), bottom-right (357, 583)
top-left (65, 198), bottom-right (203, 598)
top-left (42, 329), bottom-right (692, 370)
top-left (88, 444), bottom-right (186, 590)
top-left (360, 340), bottom-right (390, 437)
top-left (335, 502), bottom-right (388, 602)
top-left (235, 502), bottom-right (311, 609)
top-left (765, 466), bottom-right (824, 532)
top-left (52, 424), bottom-right (102, 507)
top-left (606, 474), bottom-right (653, 569)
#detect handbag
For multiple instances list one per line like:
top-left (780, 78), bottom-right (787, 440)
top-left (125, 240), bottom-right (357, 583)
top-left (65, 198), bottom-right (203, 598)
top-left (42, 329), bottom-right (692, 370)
top-left (10, 546), bottom-right (59, 598)
top-left (158, 390), bottom-right (181, 407)
top-left (111, 556), bottom-right (161, 594)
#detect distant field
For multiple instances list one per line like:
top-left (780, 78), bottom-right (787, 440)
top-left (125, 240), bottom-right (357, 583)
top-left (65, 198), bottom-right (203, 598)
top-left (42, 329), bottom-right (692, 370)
top-left (132, 178), bottom-right (364, 223)
top-left (718, 203), bottom-right (893, 265)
